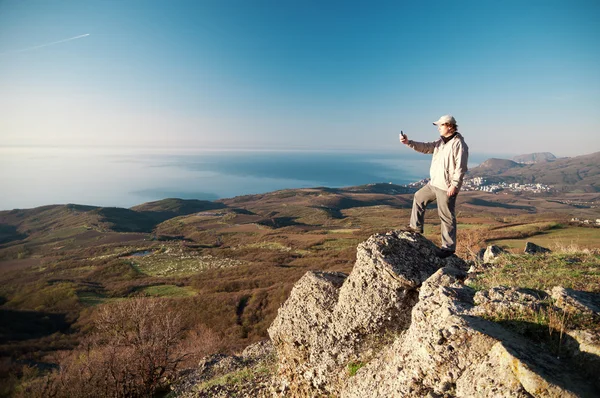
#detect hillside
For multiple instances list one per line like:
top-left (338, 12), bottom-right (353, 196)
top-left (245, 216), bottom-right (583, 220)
top-left (0, 199), bottom-right (228, 244)
top-left (131, 198), bottom-right (226, 224)
top-left (172, 232), bottom-right (600, 397)
top-left (470, 152), bottom-right (600, 192)
top-left (469, 158), bottom-right (522, 175)
top-left (1, 186), bottom-right (599, 396)
top-left (512, 152), bottom-right (557, 164)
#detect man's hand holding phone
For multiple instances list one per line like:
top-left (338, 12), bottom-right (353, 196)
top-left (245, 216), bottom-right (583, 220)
top-left (399, 130), bottom-right (409, 145)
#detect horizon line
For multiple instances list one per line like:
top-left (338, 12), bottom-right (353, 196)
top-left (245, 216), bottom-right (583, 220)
top-left (0, 144), bottom-right (522, 157)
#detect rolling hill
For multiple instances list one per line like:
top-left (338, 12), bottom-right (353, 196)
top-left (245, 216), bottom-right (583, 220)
top-left (469, 151), bottom-right (600, 192)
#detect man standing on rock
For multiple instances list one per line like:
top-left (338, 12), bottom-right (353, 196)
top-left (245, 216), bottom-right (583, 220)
top-left (399, 115), bottom-right (469, 258)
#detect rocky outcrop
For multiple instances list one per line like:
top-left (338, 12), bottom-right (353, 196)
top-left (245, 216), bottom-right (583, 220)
top-left (269, 231), bottom-right (600, 397)
top-left (268, 231), bottom-right (465, 396)
top-left (343, 268), bottom-right (597, 397)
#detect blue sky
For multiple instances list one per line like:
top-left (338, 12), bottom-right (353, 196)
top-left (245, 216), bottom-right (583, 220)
top-left (0, 0), bottom-right (599, 156)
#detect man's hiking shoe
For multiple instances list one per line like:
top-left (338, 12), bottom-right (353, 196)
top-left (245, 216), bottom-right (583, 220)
top-left (403, 225), bottom-right (422, 234)
top-left (436, 248), bottom-right (455, 259)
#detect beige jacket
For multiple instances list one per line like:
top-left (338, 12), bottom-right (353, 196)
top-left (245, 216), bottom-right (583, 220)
top-left (406, 133), bottom-right (469, 191)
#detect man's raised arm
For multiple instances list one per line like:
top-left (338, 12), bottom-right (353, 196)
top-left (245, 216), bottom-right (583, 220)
top-left (399, 133), bottom-right (437, 154)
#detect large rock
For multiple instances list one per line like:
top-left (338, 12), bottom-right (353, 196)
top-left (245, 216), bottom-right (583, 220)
top-left (268, 231), bottom-right (464, 396)
top-left (268, 231), bottom-right (599, 397)
top-left (342, 268), bottom-right (598, 397)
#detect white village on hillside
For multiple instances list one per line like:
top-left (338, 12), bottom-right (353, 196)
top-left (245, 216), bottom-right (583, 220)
top-left (405, 177), bottom-right (554, 194)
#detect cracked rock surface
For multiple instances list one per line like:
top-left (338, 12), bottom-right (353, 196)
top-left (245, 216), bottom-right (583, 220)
top-left (268, 231), bottom-right (465, 396)
top-left (268, 231), bottom-right (599, 397)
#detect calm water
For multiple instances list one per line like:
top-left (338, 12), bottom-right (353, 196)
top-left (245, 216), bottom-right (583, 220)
top-left (0, 147), bottom-right (492, 211)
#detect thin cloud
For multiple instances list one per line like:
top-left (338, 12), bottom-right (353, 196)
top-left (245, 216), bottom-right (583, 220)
top-left (0, 33), bottom-right (90, 56)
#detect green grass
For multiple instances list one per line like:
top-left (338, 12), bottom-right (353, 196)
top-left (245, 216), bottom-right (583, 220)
top-left (497, 221), bottom-right (561, 232)
top-left (490, 226), bottom-right (599, 251)
top-left (47, 226), bottom-right (91, 239)
top-left (77, 291), bottom-right (124, 306)
top-left (77, 291), bottom-right (107, 306)
top-left (139, 284), bottom-right (196, 297)
top-left (195, 364), bottom-right (271, 392)
top-left (347, 361), bottom-right (366, 377)
top-left (456, 223), bottom-right (484, 230)
top-left (467, 252), bottom-right (600, 292)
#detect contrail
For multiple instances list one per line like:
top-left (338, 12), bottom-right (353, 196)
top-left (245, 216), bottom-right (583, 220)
top-left (0, 33), bottom-right (90, 55)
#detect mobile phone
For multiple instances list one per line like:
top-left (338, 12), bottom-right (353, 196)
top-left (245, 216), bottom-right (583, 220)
top-left (400, 130), bottom-right (406, 138)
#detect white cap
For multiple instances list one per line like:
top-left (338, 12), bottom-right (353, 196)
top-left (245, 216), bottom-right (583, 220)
top-left (433, 114), bottom-right (457, 126)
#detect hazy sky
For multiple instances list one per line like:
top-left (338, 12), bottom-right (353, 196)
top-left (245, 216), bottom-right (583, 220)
top-left (1, 0), bottom-right (599, 156)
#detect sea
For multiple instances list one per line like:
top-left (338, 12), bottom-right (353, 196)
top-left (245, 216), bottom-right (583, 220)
top-left (0, 147), bottom-right (497, 211)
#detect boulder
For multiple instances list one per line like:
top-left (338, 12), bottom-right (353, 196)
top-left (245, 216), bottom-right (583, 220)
top-left (483, 245), bottom-right (505, 262)
top-left (524, 241), bottom-right (551, 254)
top-left (268, 231), bottom-right (465, 396)
top-left (342, 268), bottom-right (598, 397)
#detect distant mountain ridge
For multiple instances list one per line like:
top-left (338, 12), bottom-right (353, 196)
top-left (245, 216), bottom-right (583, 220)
top-left (470, 151), bottom-right (600, 192)
top-left (512, 152), bottom-right (557, 164)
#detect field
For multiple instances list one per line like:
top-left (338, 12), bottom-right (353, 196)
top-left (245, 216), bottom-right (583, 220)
top-left (490, 226), bottom-right (600, 250)
top-left (0, 188), bottom-right (598, 396)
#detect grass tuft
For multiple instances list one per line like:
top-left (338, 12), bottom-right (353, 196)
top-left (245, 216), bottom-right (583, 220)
top-left (347, 361), bottom-right (366, 377)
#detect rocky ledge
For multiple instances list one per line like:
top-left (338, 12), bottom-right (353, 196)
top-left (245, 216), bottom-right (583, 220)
top-left (267, 230), bottom-right (600, 397)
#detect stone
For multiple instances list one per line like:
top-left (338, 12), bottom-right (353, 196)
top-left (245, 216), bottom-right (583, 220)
top-left (268, 231), bottom-right (465, 396)
top-left (550, 286), bottom-right (600, 316)
top-left (483, 245), bottom-right (505, 262)
top-left (341, 267), bottom-right (597, 397)
top-left (472, 286), bottom-right (549, 316)
top-left (171, 341), bottom-right (274, 398)
top-left (477, 247), bottom-right (486, 261)
top-left (524, 241), bottom-right (551, 254)
top-left (467, 261), bottom-right (495, 274)
top-left (241, 339), bottom-right (273, 362)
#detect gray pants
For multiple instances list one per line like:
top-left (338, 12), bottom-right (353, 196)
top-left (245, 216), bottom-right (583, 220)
top-left (410, 183), bottom-right (457, 251)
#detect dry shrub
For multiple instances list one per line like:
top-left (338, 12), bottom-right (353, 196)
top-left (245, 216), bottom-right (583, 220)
top-left (17, 297), bottom-right (219, 398)
top-left (456, 227), bottom-right (490, 261)
top-left (551, 241), bottom-right (600, 255)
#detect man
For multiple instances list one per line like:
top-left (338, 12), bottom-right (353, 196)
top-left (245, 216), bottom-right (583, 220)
top-left (399, 115), bottom-right (469, 258)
